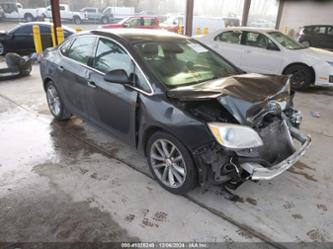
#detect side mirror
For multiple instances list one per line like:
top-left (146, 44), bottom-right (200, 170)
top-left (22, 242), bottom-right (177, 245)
top-left (123, 23), bottom-right (130, 28)
top-left (104, 69), bottom-right (130, 84)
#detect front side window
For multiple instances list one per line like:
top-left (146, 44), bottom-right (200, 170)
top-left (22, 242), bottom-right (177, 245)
top-left (67, 36), bottom-right (96, 65)
top-left (134, 39), bottom-right (239, 87)
top-left (93, 38), bottom-right (150, 92)
top-left (60, 38), bottom-right (73, 55)
top-left (215, 31), bottom-right (241, 44)
top-left (243, 32), bottom-right (269, 49)
top-left (93, 38), bottom-right (132, 74)
top-left (327, 27), bottom-right (333, 36)
top-left (268, 31), bottom-right (305, 50)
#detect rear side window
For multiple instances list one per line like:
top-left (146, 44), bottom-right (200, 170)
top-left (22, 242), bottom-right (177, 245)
top-left (328, 27), bottom-right (333, 36)
top-left (144, 18), bottom-right (157, 26)
top-left (67, 36), bottom-right (96, 65)
top-left (215, 31), bottom-right (241, 44)
top-left (14, 25), bottom-right (32, 35)
top-left (312, 26), bottom-right (326, 34)
top-left (39, 25), bottom-right (51, 34)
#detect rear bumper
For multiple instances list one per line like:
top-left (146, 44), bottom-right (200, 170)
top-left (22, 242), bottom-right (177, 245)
top-left (240, 127), bottom-right (311, 180)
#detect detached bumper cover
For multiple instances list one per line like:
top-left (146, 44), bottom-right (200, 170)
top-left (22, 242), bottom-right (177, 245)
top-left (241, 127), bottom-right (311, 180)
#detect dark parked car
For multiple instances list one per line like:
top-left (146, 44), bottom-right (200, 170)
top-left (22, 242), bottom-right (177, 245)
top-left (0, 22), bottom-right (75, 55)
top-left (80, 7), bottom-right (112, 24)
top-left (0, 6), bottom-right (5, 21)
top-left (297, 25), bottom-right (333, 50)
top-left (40, 29), bottom-right (311, 194)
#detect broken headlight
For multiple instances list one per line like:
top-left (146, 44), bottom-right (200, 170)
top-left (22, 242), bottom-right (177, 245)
top-left (208, 123), bottom-right (263, 149)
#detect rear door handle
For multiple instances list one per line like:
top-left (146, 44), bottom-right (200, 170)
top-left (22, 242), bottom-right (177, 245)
top-left (87, 81), bottom-right (97, 88)
top-left (58, 66), bottom-right (64, 72)
top-left (245, 50), bottom-right (252, 54)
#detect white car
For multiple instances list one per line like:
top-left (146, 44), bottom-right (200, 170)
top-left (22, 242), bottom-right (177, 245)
top-left (42, 4), bottom-right (87, 24)
top-left (0, 2), bottom-right (43, 22)
top-left (197, 27), bottom-right (333, 90)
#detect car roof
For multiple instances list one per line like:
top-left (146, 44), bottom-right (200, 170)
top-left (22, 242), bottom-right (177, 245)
top-left (303, 25), bottom-right (333, 27)
top-left (88, 28), bottom-right (186, 43)
top-left (17, 22), bottom-right (75, 32)
top-left (218, 27), bottom-right (277, 33)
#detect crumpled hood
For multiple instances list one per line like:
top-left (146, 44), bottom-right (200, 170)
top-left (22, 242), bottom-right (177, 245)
top-left (167, 73), bottom-right (291, 125)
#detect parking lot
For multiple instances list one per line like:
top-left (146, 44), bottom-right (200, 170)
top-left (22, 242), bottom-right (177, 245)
top-left (1, 0), bottom-right (333, 246)
top-left (0, 58), bottom-right (332, 247)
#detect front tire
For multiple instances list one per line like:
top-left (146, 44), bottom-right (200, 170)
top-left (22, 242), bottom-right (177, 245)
top-left (146, 131), bottom-right (198, 195)
top-left (283, 64), bottom-right (314, 90)
top-left (101, 16), bottom-right (109, 24)
top-left (73, 16), bottom-right (82, 24)
top-left (45, 81), bottom-right (71, 121)
top-left (301, 40), bottom-right (311, 47)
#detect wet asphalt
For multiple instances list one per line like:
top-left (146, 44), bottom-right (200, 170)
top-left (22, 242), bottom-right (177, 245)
top-left (0, 64), bottom-right (333, 246)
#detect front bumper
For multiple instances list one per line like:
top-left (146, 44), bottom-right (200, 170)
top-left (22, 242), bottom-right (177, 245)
top-left (240, 127), bottom-right (311, 180)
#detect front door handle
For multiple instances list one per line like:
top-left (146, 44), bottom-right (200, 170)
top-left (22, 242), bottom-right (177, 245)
top-left (245, 50), bottom-right (252, 54)
top-left (87, 81), bottom-right (97, 88)
top-left (58, 66), bottom-right (64, 72)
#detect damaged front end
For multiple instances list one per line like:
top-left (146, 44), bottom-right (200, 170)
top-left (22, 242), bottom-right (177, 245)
top-left (167, 73), bottom-right (311, 188)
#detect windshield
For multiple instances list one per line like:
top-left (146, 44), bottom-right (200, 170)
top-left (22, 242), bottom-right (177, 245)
top-left (268, 31), bottom-right (305, 50)
top-left (134, 39), bottom-right (239, 87)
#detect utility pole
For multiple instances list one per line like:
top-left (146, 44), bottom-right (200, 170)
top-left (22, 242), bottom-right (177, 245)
top-left (50, 0), bottom-right (62, 45)
top-left (241, 0), bottom-right (251, 26)
top-left (185, 0), bottom-right (194, 36)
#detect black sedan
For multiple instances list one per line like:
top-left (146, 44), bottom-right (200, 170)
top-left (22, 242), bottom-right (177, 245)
top-left (0, 22), bottom-right (74, 55)
top-left (40, 29), bottom-right (311, 194)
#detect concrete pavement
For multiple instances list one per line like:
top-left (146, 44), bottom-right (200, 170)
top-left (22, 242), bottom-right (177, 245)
top-left (0, 65), bottom-right (333, 247)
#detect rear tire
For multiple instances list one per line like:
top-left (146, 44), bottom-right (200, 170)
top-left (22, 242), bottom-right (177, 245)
top-left (146, 131), bottom-right (198, 195)
top-left (45, 81), bottom-right (71, 121)
top-left (24, 13), bottom-right (34, 22)
top-left (283, 64), bottom-right (314, 90)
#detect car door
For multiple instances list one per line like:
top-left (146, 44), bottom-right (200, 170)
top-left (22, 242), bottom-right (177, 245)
top-left (311, 26), bottom-right (327, 48)
top-left (39, 25), bottom-right (53, 50)
top-left (6, 25), bottom-right (34, 54)
top-left (209, 30), bottom-right (243, 68)
top-left (84, 8), bottom-right (95, 21)
top-left (57, 35), bottom-right (97, 118)
top-left (85, 38), bottom-right (140, 146)
top-left (239, 31), bottom-right (283, 74)
top-left (323, 26), bottom-right (333, 49)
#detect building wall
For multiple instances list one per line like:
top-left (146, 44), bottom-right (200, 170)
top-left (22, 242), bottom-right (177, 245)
top-left (280, 0), bottom-right (333, 37)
